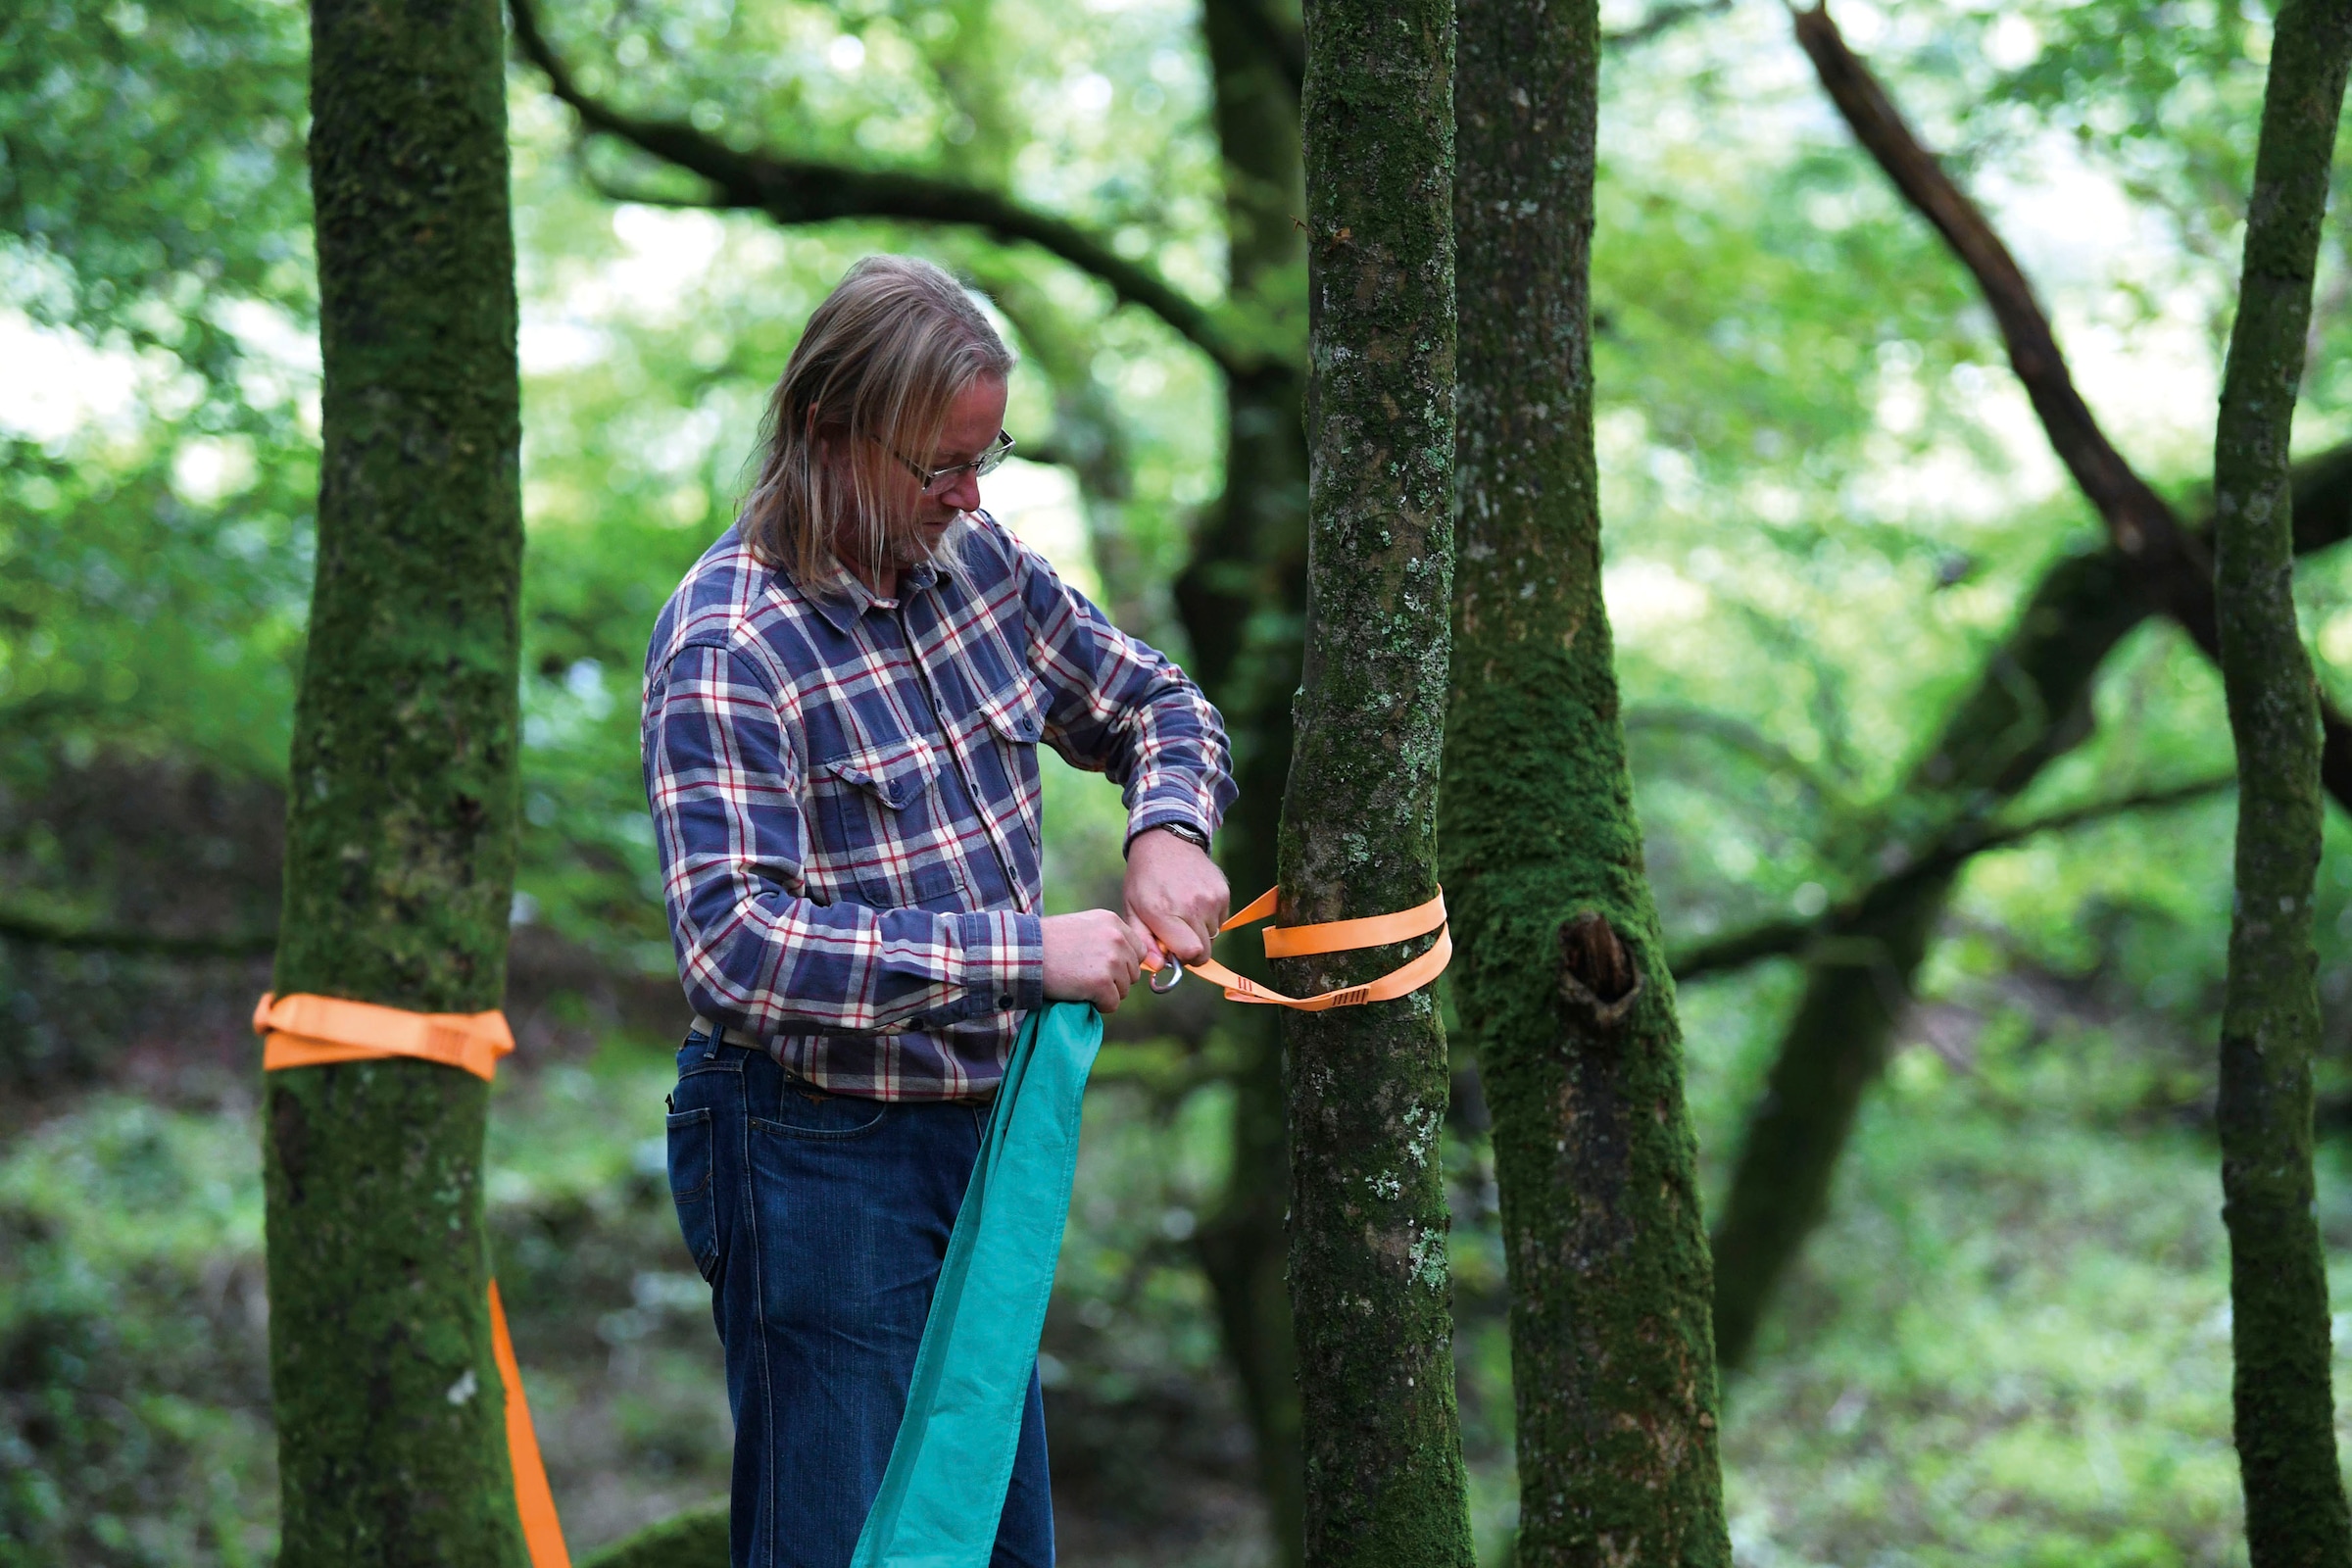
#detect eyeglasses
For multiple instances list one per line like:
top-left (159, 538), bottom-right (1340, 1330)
top-left (886, 429), bottom-right (1016, 494)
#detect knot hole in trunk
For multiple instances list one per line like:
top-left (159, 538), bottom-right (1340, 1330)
top-left (1558, 910), bottom-right (1642, 1030)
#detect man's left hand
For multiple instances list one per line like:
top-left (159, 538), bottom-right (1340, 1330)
top-left (1124, 827), bottom-right (1230, 968)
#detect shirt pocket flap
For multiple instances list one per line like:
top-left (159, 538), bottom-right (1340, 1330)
top-left (976, 677), bottom-right (1048, 745)
top-left (817, 735), bottom-right (940, 809)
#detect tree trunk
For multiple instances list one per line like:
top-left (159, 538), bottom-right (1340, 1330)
top-left (1182, 4), bottom-right (1313, 1559)
top-left (1279, 1), bottom-right (1473, 1561)
top-left (264, 0), bottom-right (528, 1559)
top-left (1441, 0), bottom-right (1730, 1558)
top-left (1707, 446), bottom-right (2352, 1371)
top-left (2211, 3), bottom-right (2352, 1560)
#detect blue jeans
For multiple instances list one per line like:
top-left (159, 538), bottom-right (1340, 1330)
top-left (665, 1035), bottom-right (1054, 1567)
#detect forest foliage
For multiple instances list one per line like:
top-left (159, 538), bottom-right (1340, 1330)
top-left (11, 0), bottom-right (2352, 1562)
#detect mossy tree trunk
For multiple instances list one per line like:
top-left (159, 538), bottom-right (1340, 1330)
top-left (1180, 3), bottom-right (1311, 1559)
top-left (2210, 2), bottom-right (2352, 1560)
top-left (1440, 0), bottom-right (1730, 1556)
top-left (263, 0), bottom-right (528, 1560)
top-left (1278, 1), bottom-right (1473, 1561)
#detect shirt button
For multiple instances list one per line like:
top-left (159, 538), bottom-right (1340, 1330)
top-left (999, 995), bottom-right (1014, 1008)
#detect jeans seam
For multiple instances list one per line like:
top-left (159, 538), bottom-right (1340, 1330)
top-left (739, 1067), bottom-right (777, 1565)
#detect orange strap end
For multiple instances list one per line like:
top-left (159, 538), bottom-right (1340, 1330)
top-left (490, 1282), bottom-right (572, 1568)
top-left (250, 994), bottom-right (561, 1557)
top-left (253, 992), bottom-right (514, 1082)
top-left (1155, 886), bottom-right (1451, 1010)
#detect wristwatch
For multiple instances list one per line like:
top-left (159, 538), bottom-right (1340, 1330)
top-left (1138, 821), bottom-right (1212, 855)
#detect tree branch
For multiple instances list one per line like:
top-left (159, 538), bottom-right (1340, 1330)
top-left (1605, 0), bottom-right (1735, 48)
top-left (1625, 702), bottom-right (1849, 809)
top-left (1793, 1), bottom-right (2352, 813)
top-left (0, 906), bottom-right (276, 960)
top-left (1792, 2), bottom-right (2190, 574)
top-left (1207, 0), bottom-right (1304, 98)
top-left (1670, 772), bottom-right (2234, 981)
top-left (506, 0), bottom-right (1263, 378)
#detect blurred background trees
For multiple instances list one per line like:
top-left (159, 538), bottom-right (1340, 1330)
top-left (12, 0), bottom-right (2352, 1562)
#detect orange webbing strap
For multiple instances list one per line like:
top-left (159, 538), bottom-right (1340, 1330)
top-left (255, 993), bottom-right (569, 1568)
top-left (1157, 886), bottom-right (1452, 1011)
top-left (489, 1281), bottom-right (571, 1567)
top-left (253, 992), bottom-right (515, 1081)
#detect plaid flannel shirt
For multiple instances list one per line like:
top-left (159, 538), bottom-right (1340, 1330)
top-left (642, 512), bottom-right (1233, 1101)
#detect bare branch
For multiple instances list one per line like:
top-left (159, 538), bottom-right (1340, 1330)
top-left (0, 906), bottom-right (275, 960)
top-left (1792, 3), bottom-right (2190, 573)
top-left (1667, 915), bottom-right (1816, 982)
top-left (1625, 702), bottom-right (1848, 809)
top-left (1792, 3), bottom-right (2352, 815)
top-left (1670, 772), bottom-right (2233, 981)
top-left (506, 0), bottom-right (1264, 378)
top-left (1605, 0), bottom-right (1734, 48)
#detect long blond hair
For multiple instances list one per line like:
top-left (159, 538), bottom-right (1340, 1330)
top-left (743, 256), bottom-right (1015, 585)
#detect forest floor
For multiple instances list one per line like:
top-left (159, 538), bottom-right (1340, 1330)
top-left (7, 939), bottom-right (2352, 1566)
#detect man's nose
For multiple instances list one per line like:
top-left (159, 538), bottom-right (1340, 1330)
top-left (938, 470), bottom-right (983, 513)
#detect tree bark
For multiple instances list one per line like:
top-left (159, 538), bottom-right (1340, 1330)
top-left (1279, 0), bottom-right (1473, 1561)
top-left (264, 0), bottom-right (528, 1560)
top-left (1442, 0), bottom-right (1730, 1559)
top-left (2210, 2), bottom-right (2352, 1559)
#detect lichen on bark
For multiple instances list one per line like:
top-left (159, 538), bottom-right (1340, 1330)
top-left (1437, 0), bottom-right (1730, 1558)
top-left (263, 0), bottom-right (528, 1560)
top-left (1278, 0), bottom-right (1474, 1562)
top-left (2208, 0), bottom-right (2352, 1561)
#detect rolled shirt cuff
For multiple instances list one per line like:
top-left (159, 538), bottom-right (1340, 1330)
top-left (956, 906), bottom-right (1044, 1014)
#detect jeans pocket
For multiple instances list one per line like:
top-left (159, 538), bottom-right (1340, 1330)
top-left (757, 1081), bottom-right (890, 1141)
top-left (665, 1106), bottom-right (720, 1283)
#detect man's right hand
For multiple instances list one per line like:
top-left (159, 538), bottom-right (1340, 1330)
top-left (1041, 909), bottom-right (1146, 1012)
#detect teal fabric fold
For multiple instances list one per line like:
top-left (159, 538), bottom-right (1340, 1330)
top-left (851, 1002), bottom-right (1103, 1568)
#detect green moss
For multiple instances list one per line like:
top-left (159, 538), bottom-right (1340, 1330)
top-left (576, 1501), bottom-right (729, 1568)
top-left (1280, 0), bottom-right (1474, 1561)
top-left (1439, 0), bottom-right (1731, 1559)
top-left (2208, 0), bottom-right (2352, 1558)
top-left (262, 0), bottom-right (527, 1560)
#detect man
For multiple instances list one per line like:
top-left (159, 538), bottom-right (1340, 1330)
top-left (642, 254), bottom-right (1235, 1567)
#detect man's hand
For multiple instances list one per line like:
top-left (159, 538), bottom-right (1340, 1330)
top-left (1123, 826), bottom-right (1231, 967)
top-left (1042, 909), bottom-right (1145, 1012)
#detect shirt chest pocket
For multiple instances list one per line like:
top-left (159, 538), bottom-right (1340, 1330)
top-left (808, 735), bottom-right (965, 912)
top-left (975, 676), bottom-right (1047, 749)
top-left (973, 677), bottom-right (1048, 860)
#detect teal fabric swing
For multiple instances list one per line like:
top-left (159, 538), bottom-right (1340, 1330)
top-left (851, 1001), bottom-right (1104, 1568)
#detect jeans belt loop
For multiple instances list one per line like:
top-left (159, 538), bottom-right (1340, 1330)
top-left (689, 1013), bottom-right (762, 1056)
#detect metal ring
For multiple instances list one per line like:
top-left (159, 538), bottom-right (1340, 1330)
top-left (1149, 957), bottom-right (1184, 994)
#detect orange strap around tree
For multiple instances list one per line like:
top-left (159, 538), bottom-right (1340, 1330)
top-left (1150, 886), bottom-right (1452, 1011)
top-left (255, 993), bottom-right (569, 1568)
top-left (254, 992), bottom-right (515, 1080)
